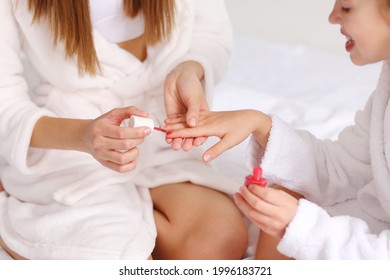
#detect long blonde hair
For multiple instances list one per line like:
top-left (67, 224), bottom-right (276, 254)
top-left (28, 0), bottom-right (175, 75)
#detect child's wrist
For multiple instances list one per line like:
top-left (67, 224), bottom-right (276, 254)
top-left (251, 110), bottom-right (272, 149)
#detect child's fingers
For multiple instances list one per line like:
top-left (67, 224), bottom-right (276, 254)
top-left (238, 186), bottom-right (277, 216)
top-left (167, 126), bottom-right (213, 139)
top-left (201, 136), bottom-right (238, 162)
top-left (165, 115), bottom-right (186, 125)
top-left (250, 186), bottom-right (296, 208)
top-left (164, 122), bottom-right (189, 132)
top-left (234, 193), bottom-right (273, 227)
top-left (171, 138), bottom-right (184, 151)
top-left (248, 186), bottom-right (279, 205)
top-left (182, 138), bottom-right (195, 151)
top-left (233, 192), bottom-right (254, 217)
top-left (165, 113), bottom-right (185, 119)
top-left (193, 136), bottom-right (207, 146)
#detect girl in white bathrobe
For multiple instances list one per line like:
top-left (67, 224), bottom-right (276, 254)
top-left (0, 0), bottom-right (248, 259)
top-left (165, 0), bottom-right (390, 259)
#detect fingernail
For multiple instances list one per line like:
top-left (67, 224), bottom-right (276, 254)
top-left (189, 117), bottom-right (197, 127)
top-left (203, 153), bottom-right (212, 162)
top-left (144, 128), bottom-right (151, 135)
top-left (239, 186), bottom-right (245, 193)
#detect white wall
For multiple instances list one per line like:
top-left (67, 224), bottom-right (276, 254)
top-left (224, 0), bottom-right (345, 55)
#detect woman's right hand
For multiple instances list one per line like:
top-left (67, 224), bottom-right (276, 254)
top-left (83, 106), bottom-right (152, 173)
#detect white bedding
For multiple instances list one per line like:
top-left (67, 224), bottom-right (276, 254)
top-left (0, 36), bottom-right (381, 260)
top-left (208, 35), bottom-right (380, 185)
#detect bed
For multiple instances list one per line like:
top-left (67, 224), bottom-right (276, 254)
top-left (0, 34), bottom-right (381, 260)
top-left (211, 35), bottom-right (381, 183)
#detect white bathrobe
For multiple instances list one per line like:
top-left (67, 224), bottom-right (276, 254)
top-left (248, 61), bottom-right (390, 259)
top-left (0, 0), bottom-right (236, 259)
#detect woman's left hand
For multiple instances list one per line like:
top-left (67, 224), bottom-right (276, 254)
top-left (234, 185), bottom-right (299, 240)
top-left (164, 61), bottom-right (208, 151)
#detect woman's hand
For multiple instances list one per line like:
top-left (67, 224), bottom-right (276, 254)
top-left (234, 185), bottom-right (299, 240)
top-left (83, 106), bottom-right (152, 173)
top-left (164, 61), bottom-right (208, 151)
top-left (165, 110), bottom-right (271, 162)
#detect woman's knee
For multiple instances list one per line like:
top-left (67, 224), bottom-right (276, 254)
top-left (152, 183), bottom-right (248, 259)
top-left (154, 208), bottom-right (247, 260)
top-left (198, 209), bottom-right (248, 259)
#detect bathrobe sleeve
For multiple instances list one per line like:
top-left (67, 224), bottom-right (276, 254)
top-left (0, 0), bottom-right (54, 174)
top-left (247, 94), bottom-right (373, 206)
top-left (277, 199), bottom-right (390, 259)
top-left (173, 0), bottom-right (233, 100)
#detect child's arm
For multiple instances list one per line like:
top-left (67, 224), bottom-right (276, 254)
top-left (164, 109), bottom-right (272, 162)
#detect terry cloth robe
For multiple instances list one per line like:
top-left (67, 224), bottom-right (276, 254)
top-left (0, 0), bottom-right (236, 259)
top-left (247, 61), bottom-right (390, 259)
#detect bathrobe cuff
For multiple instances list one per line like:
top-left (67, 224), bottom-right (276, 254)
top-left (1, 107), bottom-right (55, 175)
top-left (277, 198), bottom-right (390, 259)
top-left (247, 116), bottom-right (318, 200)
top-left (277, 199), bottom-right (329, 259)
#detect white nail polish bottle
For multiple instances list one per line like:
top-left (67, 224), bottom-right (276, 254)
top-left (122, 116), bottom-right (154, 134)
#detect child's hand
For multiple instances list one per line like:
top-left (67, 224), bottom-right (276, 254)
top-left (165, 110), bottom-right (271, 162)
top-left (234, 185), bottom-right (299, 240)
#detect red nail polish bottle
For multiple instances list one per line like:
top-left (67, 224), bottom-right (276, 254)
top-left (244, 166), bottom-right (267, 187)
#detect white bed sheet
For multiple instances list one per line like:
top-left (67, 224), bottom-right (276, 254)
top-left (0, 35), bottom-right (381, 260)
top-left (211, 35), bottom-right (381, 187)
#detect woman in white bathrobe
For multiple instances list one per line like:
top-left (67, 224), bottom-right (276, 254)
top-left (0, 0), bottom-right (248, 259)
top-left (165, 0), bottom-right (390, 259)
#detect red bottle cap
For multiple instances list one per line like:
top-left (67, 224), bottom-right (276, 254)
top-left (244, 166), bottom-right (267, 187)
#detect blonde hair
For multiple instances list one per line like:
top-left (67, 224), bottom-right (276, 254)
top-left (28, 0), bottom-right (175, 75)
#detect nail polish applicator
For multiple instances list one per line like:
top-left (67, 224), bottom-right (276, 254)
top-left (244, 166), bottom-right (267, 187)
top-left (122, 116), bottom-right (166, 133)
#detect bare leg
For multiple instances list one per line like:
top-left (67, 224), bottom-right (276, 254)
top-left (151, 182), bottom-right (248, 260)
top-left (0, 236), bottom-right (26, 260)
top-left (256, 233), bottom-right (292, 260)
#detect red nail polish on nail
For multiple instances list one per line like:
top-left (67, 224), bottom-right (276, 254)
top-left (244, 166), bottom-right (267, 187)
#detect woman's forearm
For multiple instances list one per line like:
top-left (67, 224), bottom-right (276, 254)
top-left (30, 116), bottom-right (91, 153)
